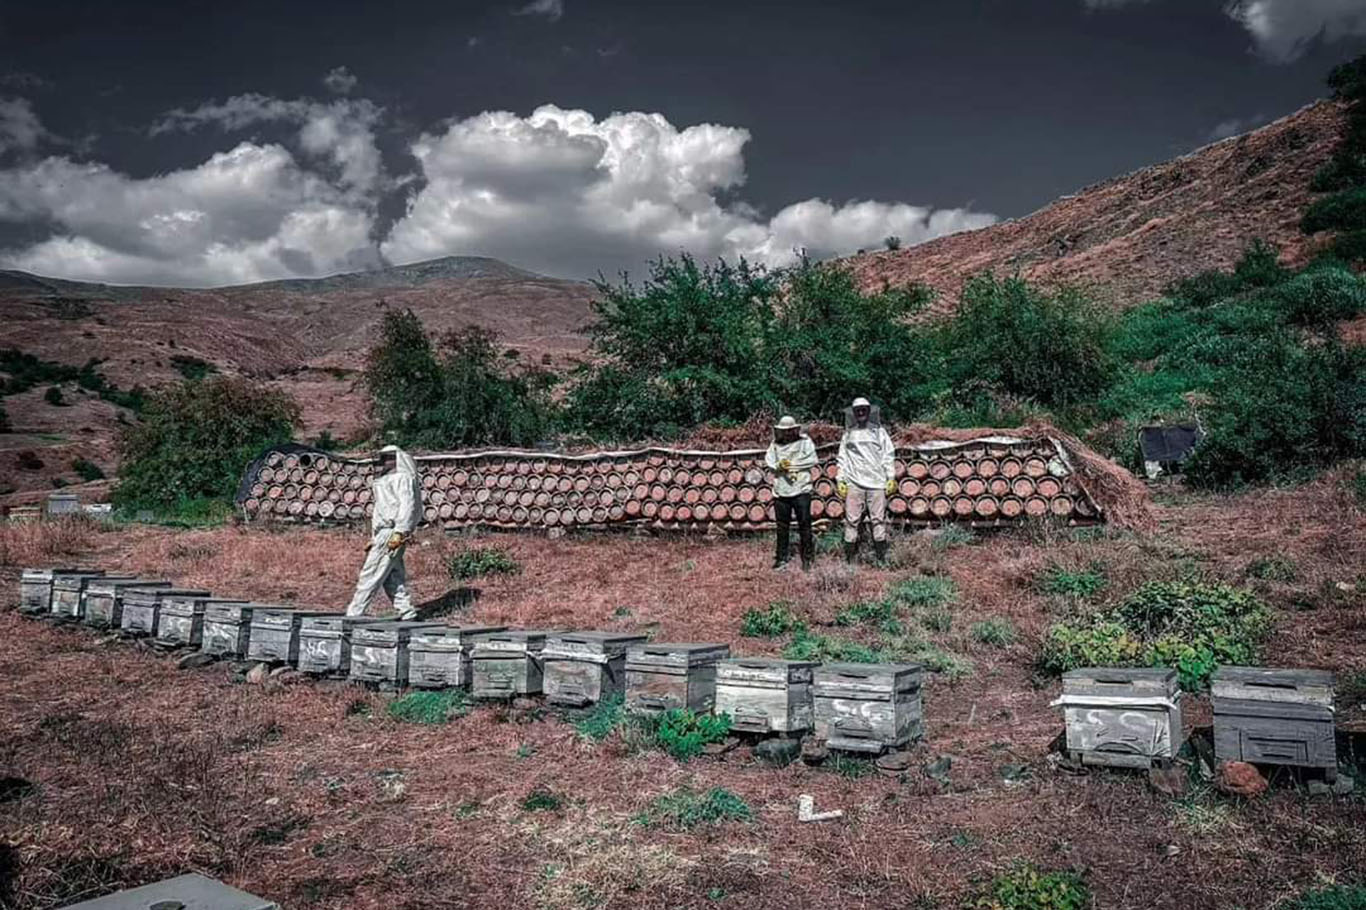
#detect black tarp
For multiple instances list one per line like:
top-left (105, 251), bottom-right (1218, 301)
top-left (1138, 425), bottom-right (1201, 464)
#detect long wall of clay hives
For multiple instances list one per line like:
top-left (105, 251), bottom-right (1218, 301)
top-left (237, 437), bottom-right (1102, 531)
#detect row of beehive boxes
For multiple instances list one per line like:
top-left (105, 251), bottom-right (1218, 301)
top-left (239, 439), bottom-right (1099, 527)
top-left (1055, 666), bottom-right (1339, 778)
top-left (20, 567), bottom-right (923, 754)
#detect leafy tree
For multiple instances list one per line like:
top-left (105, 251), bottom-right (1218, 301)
top-left (365, 309), bottom-right (554, 448)
top-left (113, 376), bottom-right (299, 512)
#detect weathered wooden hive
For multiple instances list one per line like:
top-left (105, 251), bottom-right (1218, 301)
top-left (157, 595), bottom-right (245, 648)
top-left (407, 624), bottom-right (509, 689)
top-left (714, 657), bottom-right (818, 734)
top-left (201, 602), bottom-right (259, 659)
top-left (20, 567), bottom-right (100, 615)
top-left (59, 872), bottom-right (278, 910)
top-left (348, 621), bottom-right (446, 685)
top-left (48, 571), bottom-right (116, 620)
top-left (813, 662), bottom-right (924, 753)
top-left (542, 631), bottom-right (650, 706)
top-left (1052, 667), bottom-right (1183, 768)
top-left (1212, 666), bottom-right (1337, 778)
top-left (83, 578), bottom-right (171, 629)
top-left (297, 615), bottom-right (388, 677)
top-left (120, 587), bottom-right (210, 638)
top-left (471, 630), bottom-right (557, 698)
top-left (246, 607), bottom-right (331, 664)
top-left (624, 642), bottom-right (731, 714)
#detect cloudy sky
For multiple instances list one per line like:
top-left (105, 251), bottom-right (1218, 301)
top-left (1, 0), bottom-right (1365, 286)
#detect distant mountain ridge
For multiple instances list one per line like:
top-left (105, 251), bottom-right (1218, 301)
top-left (0, 255), bottom-right (561, 300)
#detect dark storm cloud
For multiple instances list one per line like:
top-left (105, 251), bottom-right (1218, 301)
top-left (1, 0), bottom-right (1365, 286)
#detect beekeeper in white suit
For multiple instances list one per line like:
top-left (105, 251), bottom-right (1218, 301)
top-left (836, 397), bottom-right (896, 564)
top-left (346, 445), bottom-right (421, 618)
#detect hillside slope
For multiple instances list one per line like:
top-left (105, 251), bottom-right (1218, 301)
top-left (845, 101), bottom-right (1346, 314)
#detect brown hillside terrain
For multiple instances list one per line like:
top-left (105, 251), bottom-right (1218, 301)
top-left (845, 101), bottom-right (1346, 314)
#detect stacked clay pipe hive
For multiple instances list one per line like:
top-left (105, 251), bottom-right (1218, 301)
top-left (236, 436), bottom-right (1102, 531)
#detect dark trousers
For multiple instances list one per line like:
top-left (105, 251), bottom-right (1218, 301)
top-left (774, 493), bottom-right (814, 567)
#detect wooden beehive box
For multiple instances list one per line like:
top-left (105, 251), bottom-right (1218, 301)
top-left (1053, 667), bottom-right (1183, 768)
top-left (48, 571), bottom-right (115, 619)
top-left (470, 630), bottom-right (557, 698)
top-left (83, 578), bottom-right (171, 629)
top-left (120, 587), bottom-right (209, 638)
top-left (348, 621), bottom-right (447, 685)
top-left (714, 657), bottom-right (818, 734)
top-left (625, 642), bottom-right (731, 714)
top-left (201, 602), bottom-right (259, 659)
top-left (297, 615), bottom-right (390, 676)
top-left (60, 872), bottom-right (278, 910)
top-left (1212, 666), bottom-right (1336, 776)
top-left (407, 624), bottom-right (509, 689)
top-left (157, 596), bottom-right (245, 648)
top-left (813, 662), bottom-right (924, 753)
top-left (543, 631), bottom-right (650, 706)
top-left (246, 607), bottom-right (331, 664)
top-left (20, 567), bottom-right (99, 616)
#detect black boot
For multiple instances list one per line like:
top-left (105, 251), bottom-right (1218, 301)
top-left (843, 539), bottom-right (858, 564)
top-left (873, 539), bottom-right (889, 565)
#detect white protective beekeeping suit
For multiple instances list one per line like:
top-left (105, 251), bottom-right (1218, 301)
top-left (837, 399), bottom-right (896, 546)
top-left (345, 445), bottom-right (421, 617)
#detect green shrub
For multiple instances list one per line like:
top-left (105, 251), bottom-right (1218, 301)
top-left (366, 309), bottom-right (555, 449)
top-left (1274, 268), bottom-right (1366, 326)
top-left (834, 599), bottom-right (897, 627)
top-left (920, 607), bottom-right (953, 633)
top-left (573, 693), bottom-right (625, 742)
top-left (931, 524), bottom-right (976, 550)
top-left (1247, 556), bottom-right (1297, 582)
top-left (634, 787), bottom-right (751, 830)
top-left (783, 628), bottom-right (881, 663)
top-left (888, 576), bottom-right (957, 609)
top-left (1040, 581), bottom-right (1270, 690)
top-left (740, 601), bottom-right (801, 637)
top-left (71, 457), bottom-right (105, 482)
top-left (444, 547), bottom-right (521, 580)
top-left (1284, 885), bottom-right (1366, 910)
top-left (170, 354), bottom-right (217, 381)
top-left (971, 618), bottom-right (1017, 647)
top-left (44, 385), bottom-right (67, 406)
top-left (113, 376), bottom-right (298, 513)
top-left (1303, 186), bottom-right (1366, 234)
top-left (650, 708), bottom-right (732, 762)
top-left (969, 863), bottom-right (1090, 910)
top-left (388, 690), bottom-right (468, 725)
top-left (1034, 564), bottom-right (1106, 598)
top-left (520, 787), bottom-right (564, 812)
top-left (942, 274), bottom-right (1117, 410)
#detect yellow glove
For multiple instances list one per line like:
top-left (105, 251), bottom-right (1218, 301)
top-left (386, 531), bottom-right (407, 552)
top-left (886, 479), bottom-right (897, 495)
top-left (778, 458), bottom-right (791, 471)
top-left (837, 480), bottom-right (848, 498)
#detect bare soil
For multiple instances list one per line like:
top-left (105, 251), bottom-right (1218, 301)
top-left (1, 471), bottom-right (1364, 910)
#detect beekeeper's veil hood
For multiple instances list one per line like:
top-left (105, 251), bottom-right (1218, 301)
top-left (844, 398), bottom-right (881, 430)
top-left (380, 444), bottom-right (418, 478)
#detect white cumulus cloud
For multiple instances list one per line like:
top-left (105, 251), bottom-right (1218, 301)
top-left (1225, 0), bottom-right (1366, 62)
top-left (322, 65), bottom-right (358, 95)
top-left (512, 0), bottom-right (564, 21)
top-left (0, 97), bottom-right (54, 156)
top-left (382, 105), bottom-right (994, 279)
top-left (0, 142), bottom-right (379, 286)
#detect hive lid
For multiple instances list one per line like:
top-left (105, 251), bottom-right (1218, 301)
top-left (551, 630), bottom-right (650, 644)
top-left (24, 566), bottom-right (97, 576)
top-left (129, 587), bottom-right (211, 597)
top-left (1211, 666), bottom-right (1334, 706)
top-left (53, 571), bottom-right (120, 585)
top-left (818, 661), bottom-right (923, 677)
top-left (1212, 666), bottom-right (1334, 688)
top-left (629, 642), bottom-right (729, 655)
top-left (57, 872), bottom-right (277, 910)
top-left (89, 578), bottom-right (172, 589)
top-left (723, 657), bottom-right (817, 669)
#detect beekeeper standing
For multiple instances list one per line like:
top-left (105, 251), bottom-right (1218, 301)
top-left (345, 444), bottom-right (422, 618)
top-left (836, 397), bottom-right (896, 564)
top-left (765, 415), bottom-right (818, 571)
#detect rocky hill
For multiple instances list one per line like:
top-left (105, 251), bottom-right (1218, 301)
top-left (844, 101), bottom-right (1346, 314)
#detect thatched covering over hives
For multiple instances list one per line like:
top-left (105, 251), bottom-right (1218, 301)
top-left (236, 426), bottom-right (1151, 532)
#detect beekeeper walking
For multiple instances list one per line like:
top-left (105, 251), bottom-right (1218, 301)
top-left (345, 445), bottom-right (421, 618)
top-left (836, 397), bottom-right (896, 564)
top-left (765, 415), bottom-right (818, 571)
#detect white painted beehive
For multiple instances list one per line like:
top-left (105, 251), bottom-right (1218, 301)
top-left (543, 631), bottom-right (650, 706)
top-left (624, 642), bottom-right (731, 714)
top-left (347, 620), bottom-right (446, 685)
top-left (714, 657), bottom-right (817, 734)
top-left (58, 872), bottom-right (277, 910)
top-left (470, 630), bottom-right (557, 698)
top-left (813, 662), bottom-right (924, 753)
top-left (48, 571), bottom-right (114, 620)
top-left (82, 578), bottom-right (171, 629)
top-left (1053, 667), bottom-right (1183, 768)
top-left (20, 567), bottom-right (98, 616)
top-left (1212, 666), bottom-right (1336, 776)
top-left (296, 615), bottom-right (390, 676)
top-left (120, 587), bottom-right (210, 638)
top-left (157, 595), bottom-right (245, 648)
top-left (201, 602), bottom-right (259, 659)
top-left (246, 607), bottom-right (331, 664)
top-left (407, 624), bottom-right (509, 689)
